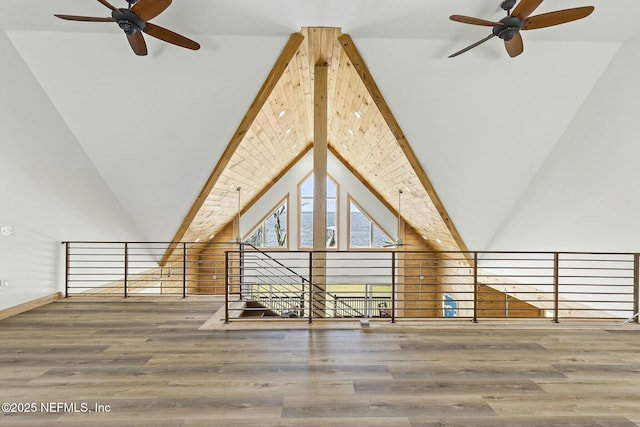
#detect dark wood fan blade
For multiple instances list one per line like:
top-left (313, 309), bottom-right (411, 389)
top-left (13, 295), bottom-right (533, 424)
top-left (523, 6), bottom-right (594, 30)
top-left (55, 14), bottom-right (114, 22)
top-left (96, 0), bottom-right (117, 11)
top-left (127, 32), bottom-right (148, 56)
top-left (448, 34), bottom-right (496, 58)
top-left (504, 32), bottom-right (524, 57)
top-left (131, 0), bottom-right (172, 22)
top-left (511, 0), bottom-right (543, 19)
top-left (449, 15), bottom-right (501, 27)
top-left (143, 23), bottom-right (200, 50)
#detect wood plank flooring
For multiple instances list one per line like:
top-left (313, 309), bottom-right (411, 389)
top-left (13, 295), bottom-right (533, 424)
top-left (1, 298), bottom-right (639, 426)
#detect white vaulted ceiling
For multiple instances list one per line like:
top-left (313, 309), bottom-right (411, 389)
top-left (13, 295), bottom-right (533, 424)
top-left (2, 0), bottom-right (640, 251)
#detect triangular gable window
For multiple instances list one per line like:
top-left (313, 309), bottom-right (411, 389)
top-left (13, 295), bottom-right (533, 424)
top-left (348, 197), bottom-right (393, 249)
top-left (244, 197), bottom-right (288, 248)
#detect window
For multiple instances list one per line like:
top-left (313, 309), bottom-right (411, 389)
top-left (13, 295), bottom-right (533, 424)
top-left (348, 197), bottom-right (393, 248)
top-left (244, 198), bottom-right (288, 248)
top-left (299, 173), bottom-right (338, 249)
top-left (300, 176), bottom-right (313, 247)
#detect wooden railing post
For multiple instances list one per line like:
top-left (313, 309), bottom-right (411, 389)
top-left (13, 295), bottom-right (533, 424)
top-left (553, 252), bottom-right (559, 323)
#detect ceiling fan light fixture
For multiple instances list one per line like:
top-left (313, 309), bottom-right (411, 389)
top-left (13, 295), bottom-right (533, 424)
top-left (117, 21), bottom-right (141, 35)
top-left (112, 8), bottom-right (146, 35)
top-left (501, 0), bottom-right (517, 11)
top-left (493, 16), bottom-right (523, 40)
top-left (54, 0), bottom-right (201, 56)
top-left (448, 0), bottom-right (594, 58)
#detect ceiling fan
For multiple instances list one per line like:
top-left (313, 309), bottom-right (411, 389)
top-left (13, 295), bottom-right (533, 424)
top-left (55, 0), bottom-right (200, 56)
top-left (448, 0), bottom-right (594, 58)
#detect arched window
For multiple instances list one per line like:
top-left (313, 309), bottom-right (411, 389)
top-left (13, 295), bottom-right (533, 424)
top-left (299, 173), bottom-right (338, 249)
top-left (244, 197), bottom-right (288, 248)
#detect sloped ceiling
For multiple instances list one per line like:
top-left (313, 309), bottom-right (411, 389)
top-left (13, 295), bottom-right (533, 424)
top-left (175, 27), bottom-right (464, 252)
top-left (3, 0), bottom-right (640, 251)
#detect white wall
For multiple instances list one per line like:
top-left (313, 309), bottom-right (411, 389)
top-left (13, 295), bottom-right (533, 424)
top-left (354, 37), bottom-right (619, 251)
top-left (7, 31), bottom-right (293, 243)
top-left (0, 32), bottom-right (143, 310)
top-left (488, 36), bottom-right (640, 252)
top-left (240, 150), bottom-right (397, 249)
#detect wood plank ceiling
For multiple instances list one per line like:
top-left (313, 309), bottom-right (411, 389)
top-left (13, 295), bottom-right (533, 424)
top-left (169, 27), bottom-right (467, 255)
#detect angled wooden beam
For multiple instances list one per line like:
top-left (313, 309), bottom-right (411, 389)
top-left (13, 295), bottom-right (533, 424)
top-left (337, 34), bottom-right (469, 254)
top-left (240, 144), bottom-right (312, 217)
top-left (161, 32), bottom-right (305, 265)
top-left (329, 145), bottom-right (396, 215)
top-left (329, 145), bottom-right (432, 249)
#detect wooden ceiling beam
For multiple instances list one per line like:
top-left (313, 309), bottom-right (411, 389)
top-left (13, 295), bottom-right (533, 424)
top-left (161, 32), bottom-right (305, 265)
top-left (330, 145), bottom-right (434, 249)
top-left (337, 34), bottom-right (470, 254)
top-left (240, 144), bottom-right (312, 217)
top-left (313, 63), bottom-right (329, 250)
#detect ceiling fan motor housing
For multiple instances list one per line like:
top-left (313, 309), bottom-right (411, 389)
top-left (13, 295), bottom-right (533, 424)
top-left (493, 16), bottom-right (523, 40)
top-left (500, 0), bottom-right (517, 11)
top-left (112, 8), bottom-right (146, 35)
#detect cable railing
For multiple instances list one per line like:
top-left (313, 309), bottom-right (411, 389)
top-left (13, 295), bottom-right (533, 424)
top-left (238, 251), bottom-right (307, 317)
top-left (63, 241), bottom-right (235, 297)
top-left (62, 242), bottom-right (640, 324)
top-left (333, 296), bottom-right (392, 318)
top-left (225, 250), bottom-right (640, 324)
top-left (229, 244), bottom-right (367, 318)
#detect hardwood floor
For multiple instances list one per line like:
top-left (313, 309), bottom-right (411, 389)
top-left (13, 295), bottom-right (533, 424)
top-left (1, 298), bottom-right (639, 426)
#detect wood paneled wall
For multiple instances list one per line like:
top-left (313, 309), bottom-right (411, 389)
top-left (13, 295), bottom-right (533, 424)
top-left (190, 222), bottom-right (237, 295)
top-left (477, 285), bottom-right (545, 318)
top-left (397, 225), bottom-right (441, 317)
top-left (165, 27), bottom-right (467, 268)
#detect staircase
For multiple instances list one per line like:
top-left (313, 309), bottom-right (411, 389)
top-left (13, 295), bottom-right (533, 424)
top-left (235, 244), bottom-right (366, 319)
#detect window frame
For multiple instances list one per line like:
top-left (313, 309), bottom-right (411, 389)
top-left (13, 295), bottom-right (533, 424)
top-left (346, 194), bottom-right (394, 251)
top-left (297, 171), bottom-right (340, 250)
top-left (242, 195), bottom-right (290, 250)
